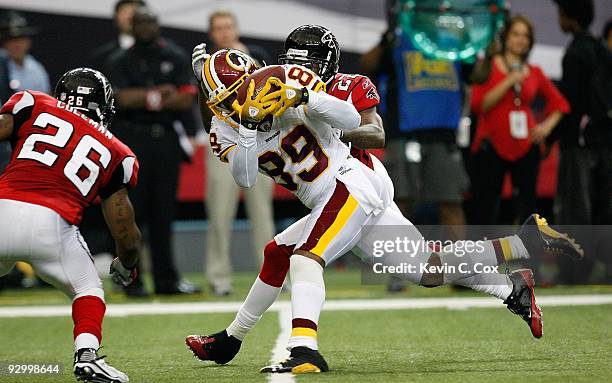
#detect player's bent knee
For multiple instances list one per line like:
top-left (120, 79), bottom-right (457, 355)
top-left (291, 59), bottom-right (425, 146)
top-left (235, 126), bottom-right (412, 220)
top-left (294, 249), bottom-right (325, 268)
top-left (290, 252), bottom-right (324, 283)
top-left (73, 287), bottom-right (105, 302)
top-left (259, 240), bottom-right (291, 288)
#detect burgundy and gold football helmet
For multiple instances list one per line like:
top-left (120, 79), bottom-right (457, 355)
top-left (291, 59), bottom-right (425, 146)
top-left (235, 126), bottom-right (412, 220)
top-left (199, 48), bottom-right (258, 123)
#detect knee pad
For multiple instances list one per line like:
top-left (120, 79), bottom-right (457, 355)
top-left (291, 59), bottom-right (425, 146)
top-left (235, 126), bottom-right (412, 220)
top-left (259, 240), bottom-right (292, 288)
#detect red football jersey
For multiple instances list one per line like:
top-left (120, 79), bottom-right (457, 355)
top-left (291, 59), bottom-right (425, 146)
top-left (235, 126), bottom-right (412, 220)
top-left (0, 91), bottom-right (139, 225)
top-left (327, 73), bottom-right (381, 169)
top-left (327, 73), bottom-right (380, 112)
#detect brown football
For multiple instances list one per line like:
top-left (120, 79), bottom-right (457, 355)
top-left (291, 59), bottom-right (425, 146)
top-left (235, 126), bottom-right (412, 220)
top-left (235, 65), bottom-right (286, 105)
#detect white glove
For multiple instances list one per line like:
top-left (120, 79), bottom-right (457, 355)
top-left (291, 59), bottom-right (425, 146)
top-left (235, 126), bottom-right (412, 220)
top-left (110, 257), bottom-right (137, 287)
top-left (192, 43), bottom-right (210, 83)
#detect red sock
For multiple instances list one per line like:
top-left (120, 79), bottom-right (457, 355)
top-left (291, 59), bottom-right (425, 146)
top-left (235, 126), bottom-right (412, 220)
top-left (72, 296), bottom-right (106, 343)
top-left (258, 240), bottom-right (292, 288)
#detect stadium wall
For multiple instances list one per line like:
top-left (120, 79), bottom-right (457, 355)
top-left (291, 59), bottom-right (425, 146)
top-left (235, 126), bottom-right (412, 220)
top-left (0, 0), bottom-right (610, 81)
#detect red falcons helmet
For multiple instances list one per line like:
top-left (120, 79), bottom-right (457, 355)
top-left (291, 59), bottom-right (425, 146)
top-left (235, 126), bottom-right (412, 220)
top-left (200, 48), bottom-right (258, 123)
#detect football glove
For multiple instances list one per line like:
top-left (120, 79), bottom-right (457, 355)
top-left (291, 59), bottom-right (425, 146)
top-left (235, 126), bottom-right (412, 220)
top-left (231, 79), bottom-right (278, 126)
top-left (260, 77), bottom-right (309, 117)
top-left (110, 257), bottom-right (137, 287)
top-left (191, 43), bottom-right (210, 83)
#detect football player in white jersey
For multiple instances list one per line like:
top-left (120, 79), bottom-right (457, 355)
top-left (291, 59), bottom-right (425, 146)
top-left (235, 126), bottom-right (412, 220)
top-left (186, 40), bottom-right (583, 374)
top-left (187, 31), bottom-right (386, 368)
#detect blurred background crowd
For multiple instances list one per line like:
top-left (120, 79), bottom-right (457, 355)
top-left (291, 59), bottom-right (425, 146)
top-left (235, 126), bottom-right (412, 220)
top-left (0, 0), bottom-right (610, 295)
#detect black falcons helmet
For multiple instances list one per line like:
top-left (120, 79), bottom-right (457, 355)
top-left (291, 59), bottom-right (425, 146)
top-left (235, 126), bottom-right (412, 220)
top-left (54, 68), bottom-right (115, 128)
top-left (278, 25), bottom-right (340, 83)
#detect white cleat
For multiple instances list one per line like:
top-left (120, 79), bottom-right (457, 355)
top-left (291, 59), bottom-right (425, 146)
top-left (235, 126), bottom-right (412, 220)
top-left (73, 348), bottom-right (129, 383)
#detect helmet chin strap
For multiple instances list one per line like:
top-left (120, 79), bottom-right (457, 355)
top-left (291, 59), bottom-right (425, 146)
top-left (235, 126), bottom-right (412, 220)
top-left (320, 62), bottom-right (332, 83)
top-left (94, 105), bottom-right (114, 129)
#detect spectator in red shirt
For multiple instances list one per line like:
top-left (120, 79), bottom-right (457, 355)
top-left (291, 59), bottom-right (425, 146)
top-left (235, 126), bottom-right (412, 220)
top-left (470, 15), bottom-right (569, 224)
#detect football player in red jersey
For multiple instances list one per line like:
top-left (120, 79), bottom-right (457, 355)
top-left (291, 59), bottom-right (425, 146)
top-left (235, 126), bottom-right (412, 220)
top-left (186, 28), bottom-right (582, 374)
top-left (186, 25), bottom-right (389, 366)
top-left (0, 68), bottom-right (141, 383)
top-left (280, 25), bottom-right (385, 169)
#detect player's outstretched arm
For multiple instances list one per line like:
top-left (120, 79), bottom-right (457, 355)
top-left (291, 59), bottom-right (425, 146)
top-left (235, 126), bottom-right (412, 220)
top-left (0, 114), bottom-right (14, 141)
top-left (102, 188), bottom-right (142, 274)
top-left (341, 107), bottom-right (385, 149)
top-left (261, 77), bottom-right (360, 131)
top-left (305, 90), bottom-right (361, 131)
top-left (197, 87), bottom-right (214, 132)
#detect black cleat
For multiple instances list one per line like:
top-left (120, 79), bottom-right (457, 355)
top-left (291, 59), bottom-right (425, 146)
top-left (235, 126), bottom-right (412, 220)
top-left (504, 268), bottom-right (542, 338)
top-left (185, 330), bottom-right (242, 364)
top-left (517, 214), bottom-right (584, 260)
top-left (156, 279), bottom-right (202, 295)
top-left (73, 348), bottom-right (129, 383)
top-left (260, 346), bottom-right (329, 374)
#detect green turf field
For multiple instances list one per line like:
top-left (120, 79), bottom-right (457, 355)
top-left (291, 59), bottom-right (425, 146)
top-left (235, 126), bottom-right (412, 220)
top-left (0, 271), bottom-right (611, 382)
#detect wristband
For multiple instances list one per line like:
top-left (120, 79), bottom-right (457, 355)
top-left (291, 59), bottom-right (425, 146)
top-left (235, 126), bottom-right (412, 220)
top-left (297, 87), bottom-right (309, 107)
top-left (242, 120), bottom-right (259, 130)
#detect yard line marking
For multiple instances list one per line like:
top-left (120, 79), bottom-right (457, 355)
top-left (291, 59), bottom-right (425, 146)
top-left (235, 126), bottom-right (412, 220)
top-left (0, 294), bottom-right (611, 318)
top-left (267, 306), bottom-right (294, 383)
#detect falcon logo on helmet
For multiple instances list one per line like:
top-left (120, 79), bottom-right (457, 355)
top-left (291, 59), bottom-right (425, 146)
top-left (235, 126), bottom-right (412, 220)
top-left (320, 31), bottom-right (335, 48)
top-left (201, 49), bottom-right (258, 123)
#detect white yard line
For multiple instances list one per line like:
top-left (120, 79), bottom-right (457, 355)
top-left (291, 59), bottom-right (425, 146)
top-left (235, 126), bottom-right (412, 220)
top-left (0, 294), bottom-right (611, 318)
top-left (267, 306), bottom-right (295, 383)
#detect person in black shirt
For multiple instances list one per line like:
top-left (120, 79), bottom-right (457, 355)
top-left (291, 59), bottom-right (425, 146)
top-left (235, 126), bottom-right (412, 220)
top-left (105, 6), bottom-right (200, 295)
top-left (552, 0), bottom-right (612, 284)
top-left (82, 0), bottom-right (147, 297)
top-left (89, 0), bottom-right (146, 69)
top-left (552, 0), bottom-right (611, 226)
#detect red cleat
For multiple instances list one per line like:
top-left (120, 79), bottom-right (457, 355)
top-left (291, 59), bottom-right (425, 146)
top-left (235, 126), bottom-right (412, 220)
top-left (186, 330), bottom-right (241, 364)
top-left (504, 269), bottom-right (543, 338)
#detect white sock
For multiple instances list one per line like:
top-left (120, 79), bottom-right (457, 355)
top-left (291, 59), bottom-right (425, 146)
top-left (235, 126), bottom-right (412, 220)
top-left (455, 273), bottom-right (513, 300)
top-left (287, 256), bottom-right (325, 351)
top-left (437, 242), bottom-right (495, 284)
top-left (226, 277), bottom-right (281, 341)
top-left (438, 236), bottom-right (529, 285)
top-left (74, 333), bottom-right (99, 352)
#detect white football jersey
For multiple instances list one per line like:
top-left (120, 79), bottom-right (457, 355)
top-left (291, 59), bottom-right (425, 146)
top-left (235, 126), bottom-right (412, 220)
top-left (210, 65), bottom-right (352, 209)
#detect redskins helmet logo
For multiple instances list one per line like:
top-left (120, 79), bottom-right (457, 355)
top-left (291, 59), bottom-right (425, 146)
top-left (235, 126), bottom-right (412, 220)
top-left (226, 50), bottom-right (254, 72)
